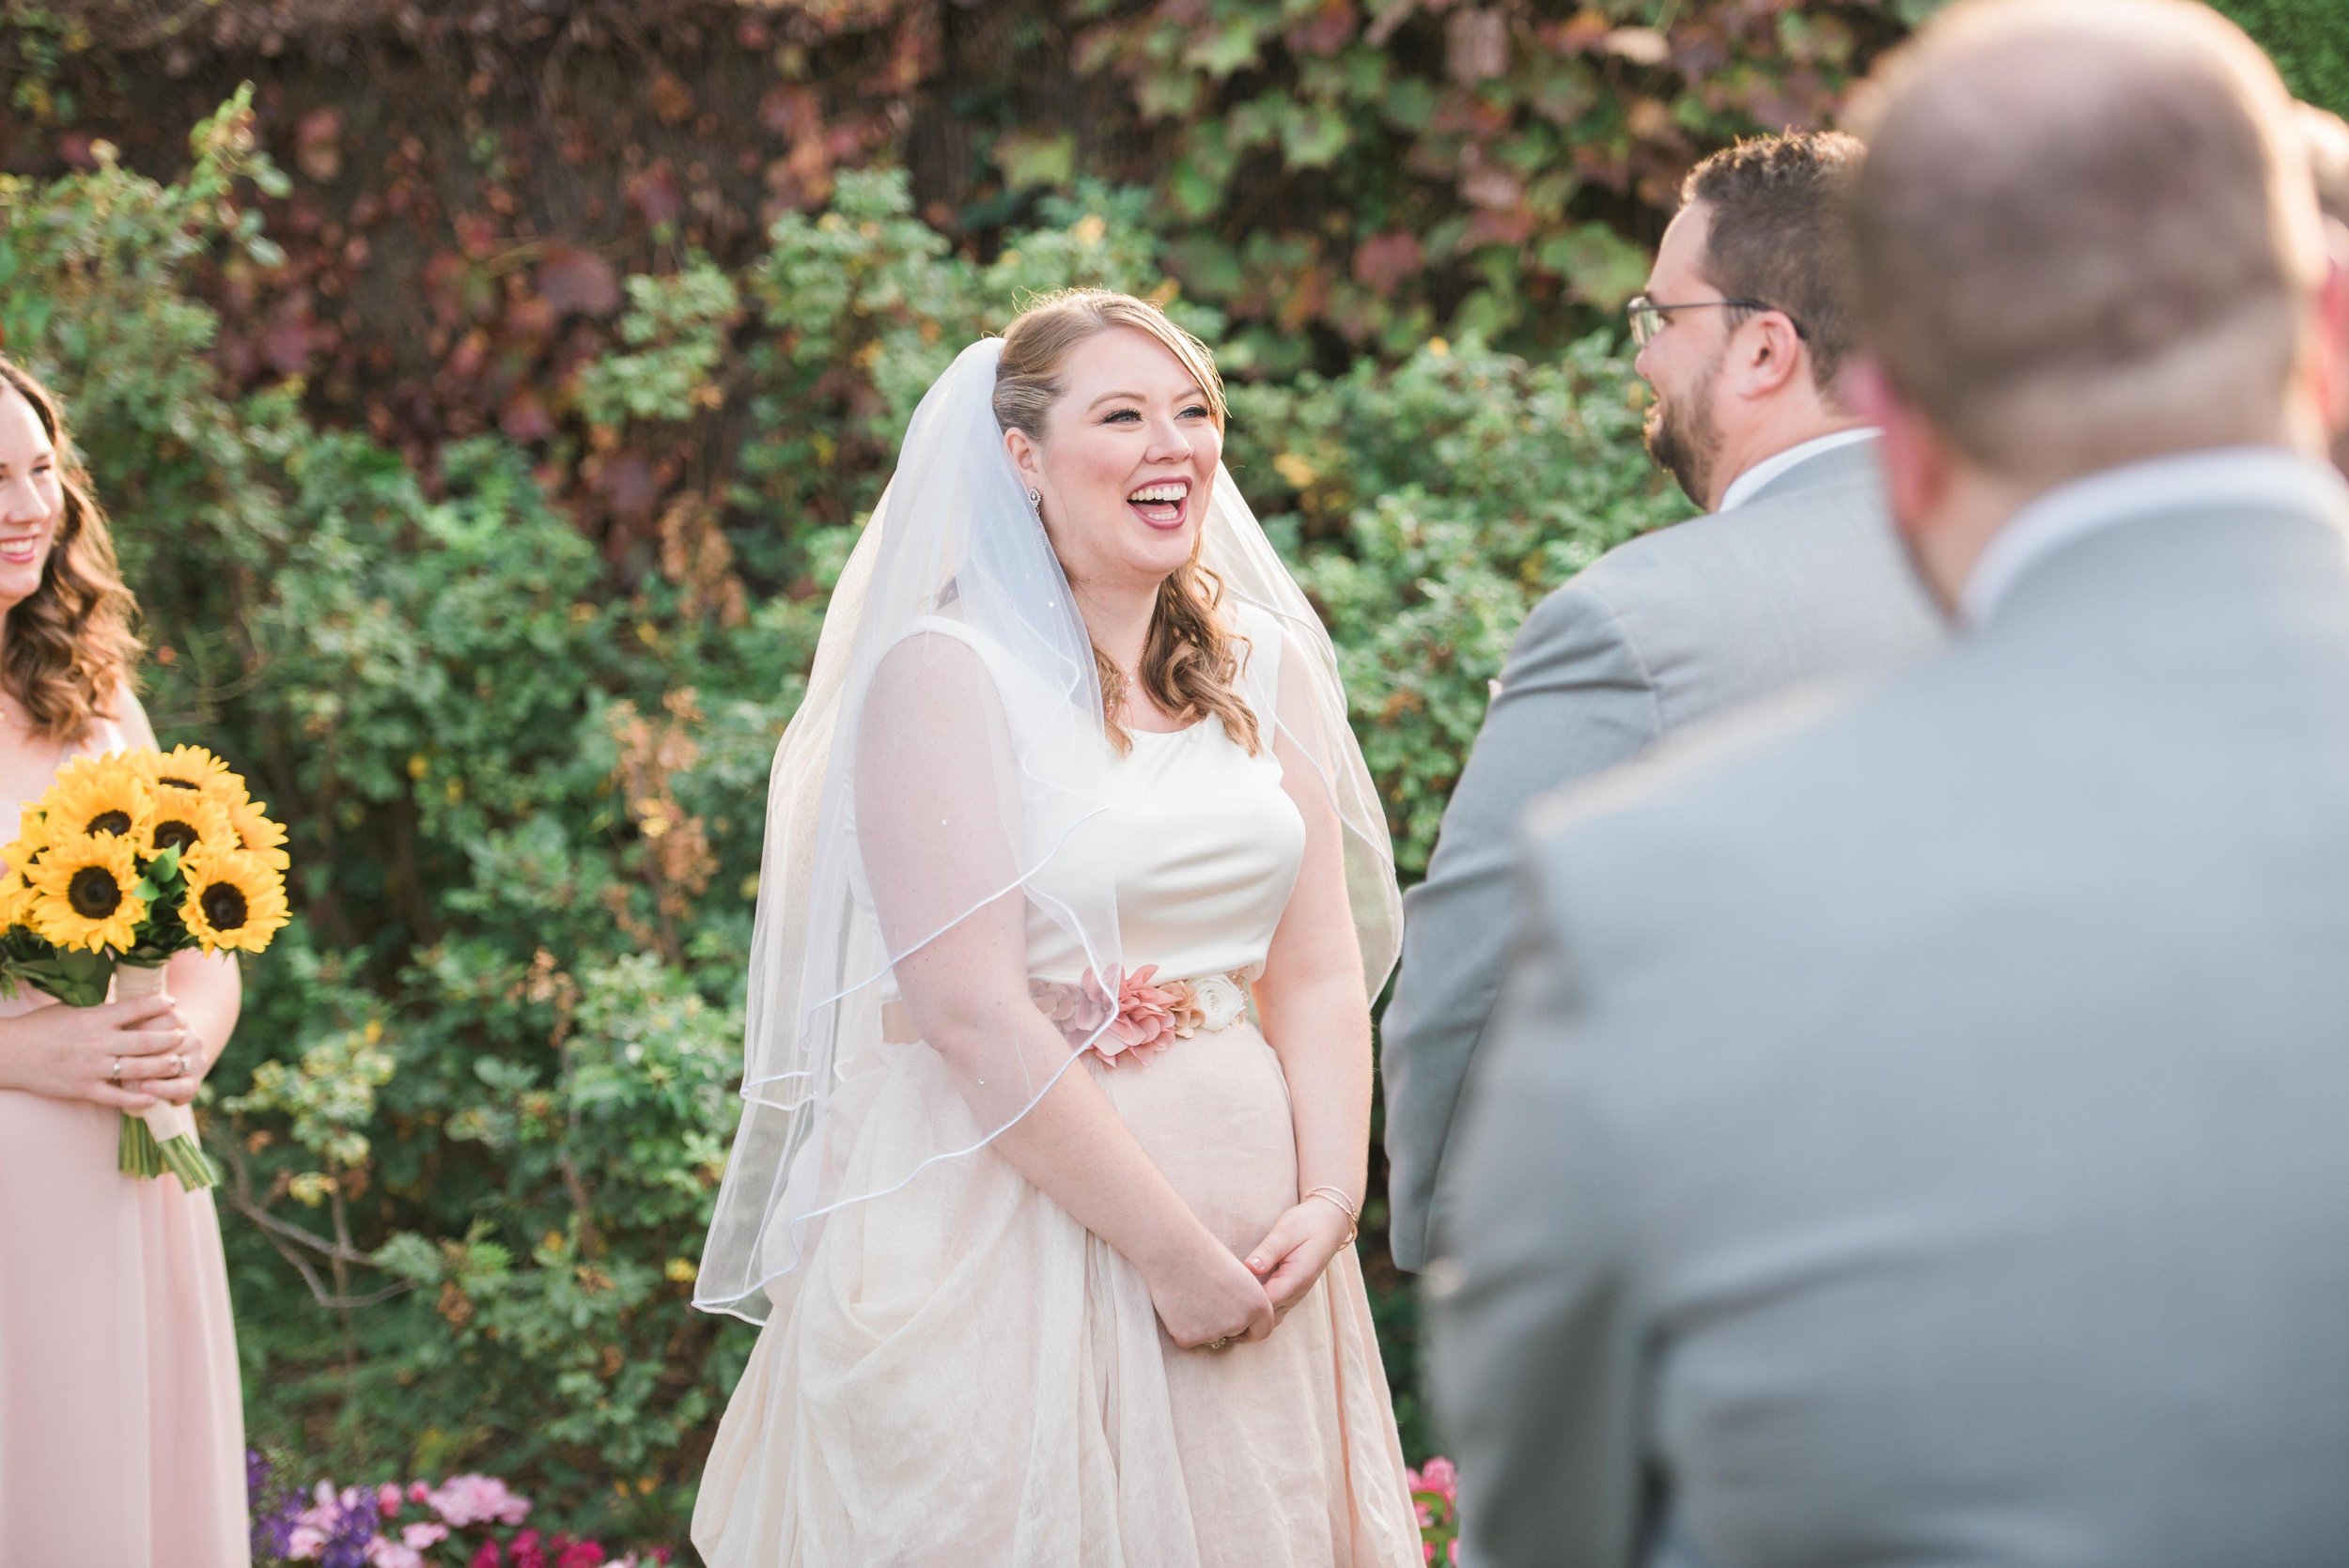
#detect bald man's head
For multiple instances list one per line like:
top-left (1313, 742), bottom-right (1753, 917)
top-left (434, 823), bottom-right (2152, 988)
top-left (1850, 0), bottom-right (2326, 484)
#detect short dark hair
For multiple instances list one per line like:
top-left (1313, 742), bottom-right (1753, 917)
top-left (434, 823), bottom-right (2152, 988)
top-left (1682, 131), bottom-right (1866, 389)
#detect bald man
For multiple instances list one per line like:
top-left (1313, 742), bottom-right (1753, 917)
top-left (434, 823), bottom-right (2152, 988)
top-left (1431, 4), bottom-right (2349, 1564)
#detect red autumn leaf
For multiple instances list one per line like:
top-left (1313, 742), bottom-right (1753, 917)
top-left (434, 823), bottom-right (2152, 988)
top-left (1352, 231), bottom-right (1425, 297)
top-left (537, 247), bottom-right (621, 318)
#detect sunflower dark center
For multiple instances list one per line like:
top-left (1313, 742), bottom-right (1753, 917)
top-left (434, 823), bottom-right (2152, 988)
top-left (68, 865), bottom-right (122, 919)
top-left (153, 819), bottom-right (200, 853)
top-left (86, 810), bottom-right (132, 836)
top-left (199, 883), bottom-right (248, 931)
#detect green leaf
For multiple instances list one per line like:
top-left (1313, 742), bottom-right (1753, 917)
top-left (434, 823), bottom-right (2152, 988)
top-left (991, 130), bottom-right (1076, 191)
top-left (1182, 22), bottom-right (1263, 80)
top-left (1282, 104), bottom-right (1351, 170)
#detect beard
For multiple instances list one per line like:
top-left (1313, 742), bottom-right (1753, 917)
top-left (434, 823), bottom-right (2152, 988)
top-left (1642, 356), bottom-right (1725, 508)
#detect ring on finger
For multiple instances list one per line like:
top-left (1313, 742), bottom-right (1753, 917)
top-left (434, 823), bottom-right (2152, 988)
top-left (108, 1055), bottom-right (123, 1084)
top-left (1206, 1337), bottom-right (1231, 1351)
top-left (172, 1051), bottom-right (190, 1078)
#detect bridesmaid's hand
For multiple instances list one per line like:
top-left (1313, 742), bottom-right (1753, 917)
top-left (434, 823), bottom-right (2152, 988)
top-left (1140, 1229), bottom-right (1277, 1350)
top-left (1244, 1201), bottom-right (1354, 1321)
top-left (0, 994), bottom-right (198, 1111)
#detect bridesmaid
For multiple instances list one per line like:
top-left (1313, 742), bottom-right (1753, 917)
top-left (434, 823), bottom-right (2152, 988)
top-left (0, 356), bottom-right (250, 1566)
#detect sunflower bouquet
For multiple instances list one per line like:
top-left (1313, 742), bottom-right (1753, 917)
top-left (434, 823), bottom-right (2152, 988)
top-left (0, 743), bottom-right (290, 1190)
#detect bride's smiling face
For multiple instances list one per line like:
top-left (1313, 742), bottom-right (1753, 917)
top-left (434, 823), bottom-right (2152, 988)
top-left (1004, 326), bottom-right (1224, 593)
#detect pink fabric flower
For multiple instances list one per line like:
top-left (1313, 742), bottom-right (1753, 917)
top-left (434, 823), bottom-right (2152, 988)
top-left (1097, 965), bottom-right (1183, 1063)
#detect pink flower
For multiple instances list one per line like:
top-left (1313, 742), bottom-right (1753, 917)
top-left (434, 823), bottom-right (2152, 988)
top-left (428, 1474), bottom-right (534, 1529)
top-left (379, 1483), bottom-right (405, 1517)
top-left (1418, 1455), bottom-right (1458, 1501)
top-left (288, 1525), bottom-right (327, 1559)
top-left (408, 1482), bottom-right (431, 1504)
top-left (1031, 971), bottom-right (1115, 1039)
top-left (366, 1544), bottom-right (424, 1568)
top-left (403, 1523), bottom-right (449, 1550)
top-left (509, 1529), bottom-right (547, 1568)
top-left (469, 1545), bottom-right (505, 1568)
top-left (554, 1537), bottom-right (606, 1568)
top-left (1097, 966), bottom-right (1182, 1065)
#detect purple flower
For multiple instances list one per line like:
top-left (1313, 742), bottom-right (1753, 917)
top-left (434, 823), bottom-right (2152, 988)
top-left (244, 1449), bottom-right (303, 1563)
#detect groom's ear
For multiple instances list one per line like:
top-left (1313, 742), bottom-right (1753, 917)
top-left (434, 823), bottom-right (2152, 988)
top-left (1727, 309), bottom-right (1807, 403)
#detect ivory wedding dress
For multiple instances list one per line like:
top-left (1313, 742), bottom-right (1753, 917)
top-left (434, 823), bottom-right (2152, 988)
top-left (692, 604), bottom-right (1421, 1567)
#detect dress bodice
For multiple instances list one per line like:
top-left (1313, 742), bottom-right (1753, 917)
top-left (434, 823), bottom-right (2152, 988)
top-left (857, 602), bottom-right (1306, 994)
top-left (1023, 677), bottom-right (1305, 985)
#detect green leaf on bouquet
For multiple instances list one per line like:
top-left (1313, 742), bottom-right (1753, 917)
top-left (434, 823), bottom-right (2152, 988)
top-left (3, 948), bottom-right (116, 1008)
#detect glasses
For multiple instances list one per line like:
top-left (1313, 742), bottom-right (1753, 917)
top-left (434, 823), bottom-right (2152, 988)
top-left (1626, 293), bottom-right (1808, 347)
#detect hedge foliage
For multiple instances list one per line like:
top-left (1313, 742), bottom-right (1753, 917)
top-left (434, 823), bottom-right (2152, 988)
top-left (0, 0), bottom-right (1919, 549)
top-left (5, 0), bottom-right (2335, 1549)
top-left (0, 96), bottom-right (1680, 1539)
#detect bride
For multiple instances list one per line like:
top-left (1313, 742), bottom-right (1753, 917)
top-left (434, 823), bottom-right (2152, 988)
top-left (692, 288), bottom-right (1422, 1566)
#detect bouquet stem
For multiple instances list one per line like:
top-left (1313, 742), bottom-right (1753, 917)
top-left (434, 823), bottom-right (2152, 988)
top-left (113, 961), bottom-right (220, 1192)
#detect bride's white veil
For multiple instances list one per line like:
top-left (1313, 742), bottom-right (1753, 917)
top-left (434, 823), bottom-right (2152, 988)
top-left (694, 334), bottom-right (1399, 1323)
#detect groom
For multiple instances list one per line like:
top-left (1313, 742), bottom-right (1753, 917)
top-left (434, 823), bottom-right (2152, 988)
top-left (1379, 131), bottom-right (1943, 1271)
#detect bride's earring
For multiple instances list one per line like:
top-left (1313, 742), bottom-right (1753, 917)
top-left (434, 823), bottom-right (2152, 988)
top-left (1025, 486), bottom-right (1042, 513)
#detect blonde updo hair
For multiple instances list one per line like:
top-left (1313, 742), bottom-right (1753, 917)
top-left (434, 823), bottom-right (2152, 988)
top-left (993, 288), bottom-right (1259, 757)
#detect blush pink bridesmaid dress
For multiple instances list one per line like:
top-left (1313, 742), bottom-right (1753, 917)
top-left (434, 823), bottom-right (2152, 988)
top-left (0, 713), bottom-right (249, 1567)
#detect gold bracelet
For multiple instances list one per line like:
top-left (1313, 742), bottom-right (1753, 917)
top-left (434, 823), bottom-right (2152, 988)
top-left (1302, 1185), bottom-right (1360, 1245)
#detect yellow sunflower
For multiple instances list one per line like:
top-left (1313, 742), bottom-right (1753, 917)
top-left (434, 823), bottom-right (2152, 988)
top-left (180, 845), bottom-right (290, 955)
top-left (138, 744), bottom-right (241, 803)
top-left (222, 792), bottom-right (291, 872)
top-left (9, 800), bottom-right (54, 858)
top-left (0, 863), bottom-right (37, 930)
top-left (139, 791), bottom-right (237, 865)
top-left (28, 833), bottom-right (147, 952)
top-left (45, 760), bottom-right (153, 843)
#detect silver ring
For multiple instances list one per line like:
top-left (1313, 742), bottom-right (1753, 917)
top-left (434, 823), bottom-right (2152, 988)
top-left (171, 1052), bottom-right (188, 1077)
top-left (1206, 1337), bottom-right (1230, 1351)
top-left (108, 1055), bottom-right (122, 1084)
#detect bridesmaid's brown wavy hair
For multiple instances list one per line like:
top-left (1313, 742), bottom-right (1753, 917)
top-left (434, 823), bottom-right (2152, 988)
top-left (992, 289), bottom-right (1261, 757)
top-left (0, 357), bottom-right (142, 743)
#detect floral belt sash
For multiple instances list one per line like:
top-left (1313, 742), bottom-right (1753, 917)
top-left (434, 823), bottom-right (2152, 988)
top-left (879, 965), bottom-right (1254, 1067)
